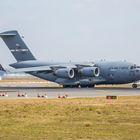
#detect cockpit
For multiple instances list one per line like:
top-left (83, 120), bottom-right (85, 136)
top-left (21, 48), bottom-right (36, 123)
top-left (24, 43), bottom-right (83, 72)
top-left (130, 64), bottom-right (140, 69)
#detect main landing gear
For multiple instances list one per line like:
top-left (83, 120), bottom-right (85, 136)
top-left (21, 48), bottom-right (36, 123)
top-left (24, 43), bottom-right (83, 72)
top-left (63, 84), bottom-right (80, 88)
top-left (132, 83), bottom-right (138, 88)
top-left (80, 84), bottom-right (95, 88)
top-left (63, 84), bottom-right (95, 88)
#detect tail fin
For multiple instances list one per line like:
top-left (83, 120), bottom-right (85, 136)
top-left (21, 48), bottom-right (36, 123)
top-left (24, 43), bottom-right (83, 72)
top-left (0, 30), bottom-right (36, 62)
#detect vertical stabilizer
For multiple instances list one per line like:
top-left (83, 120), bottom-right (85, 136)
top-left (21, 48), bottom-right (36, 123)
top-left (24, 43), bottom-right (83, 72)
top-left (0, 30), bottom-right (36, 62)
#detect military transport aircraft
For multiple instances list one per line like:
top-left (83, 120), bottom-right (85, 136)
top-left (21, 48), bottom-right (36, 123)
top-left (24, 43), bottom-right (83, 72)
top-left (0, 30), bottom-right (140, 88)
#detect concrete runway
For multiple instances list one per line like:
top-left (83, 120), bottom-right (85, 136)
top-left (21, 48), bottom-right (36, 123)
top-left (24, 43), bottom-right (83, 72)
top-left (0, 86), bottom-right (140, 99)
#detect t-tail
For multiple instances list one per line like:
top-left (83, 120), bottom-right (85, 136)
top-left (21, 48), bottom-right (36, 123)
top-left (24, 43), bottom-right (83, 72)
top-left (0, 30), bottom-right (36, 62)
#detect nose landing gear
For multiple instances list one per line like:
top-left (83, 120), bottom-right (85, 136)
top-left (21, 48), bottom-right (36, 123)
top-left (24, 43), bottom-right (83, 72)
top-left (132, 83), bottom-right (138, 88)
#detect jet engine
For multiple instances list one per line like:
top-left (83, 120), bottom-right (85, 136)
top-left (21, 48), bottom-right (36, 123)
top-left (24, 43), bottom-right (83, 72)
top-left (79, 67), bottom-right (100, 77)
top-left (55, 68), bottom-right (74, 79)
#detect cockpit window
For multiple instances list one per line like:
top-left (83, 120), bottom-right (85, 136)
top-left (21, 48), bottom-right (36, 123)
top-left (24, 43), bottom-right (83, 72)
top-left (130, 65), bottom-right (137, 69)
top-left (130, 66), bottom-right (134, 69)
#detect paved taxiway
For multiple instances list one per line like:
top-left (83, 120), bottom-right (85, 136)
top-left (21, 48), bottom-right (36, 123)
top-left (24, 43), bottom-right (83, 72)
top-left (0, 86), bottom-right (140, 98)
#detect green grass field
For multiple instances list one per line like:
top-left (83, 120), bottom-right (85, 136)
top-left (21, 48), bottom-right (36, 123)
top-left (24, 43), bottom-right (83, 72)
top-left (0, 96), bottom-right (140, 140)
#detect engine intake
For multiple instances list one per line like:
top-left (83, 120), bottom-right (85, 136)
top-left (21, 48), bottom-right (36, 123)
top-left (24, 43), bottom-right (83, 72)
top-left (79, 67), bottom-right (100, 77)
top-left (55, 68), bottom-right (74, 79)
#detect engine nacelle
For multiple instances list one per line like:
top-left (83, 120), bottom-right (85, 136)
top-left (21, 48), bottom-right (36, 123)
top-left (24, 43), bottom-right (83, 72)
top-left (79, 67), bottom-right (100, 77)
top-left (55, 68), bottom-right (74, 79)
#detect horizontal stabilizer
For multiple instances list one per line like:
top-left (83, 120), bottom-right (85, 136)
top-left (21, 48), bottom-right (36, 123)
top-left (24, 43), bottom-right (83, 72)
top-left (0, 64), bottom-right (6, 77)
top-left (0, 33), bottom-right (16, 37)
top-left (0, 64), bottom-right (5, 71)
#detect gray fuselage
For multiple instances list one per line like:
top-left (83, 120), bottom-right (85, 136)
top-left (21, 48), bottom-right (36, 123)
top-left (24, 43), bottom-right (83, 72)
top-left (10, 60), bottom-right (140, 86)
top-left (1, 31), bottom-right (139, 87)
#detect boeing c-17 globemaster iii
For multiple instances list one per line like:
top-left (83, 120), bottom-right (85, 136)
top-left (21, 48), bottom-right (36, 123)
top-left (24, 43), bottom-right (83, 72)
top-left (0, 30), bottom-right (140, 88)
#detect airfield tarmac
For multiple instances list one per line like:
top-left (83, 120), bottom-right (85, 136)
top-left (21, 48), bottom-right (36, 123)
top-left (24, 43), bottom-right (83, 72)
top-left (0, 79), bottom-right (140, 98)
top-left (0, 86), bottom-right (140, 99)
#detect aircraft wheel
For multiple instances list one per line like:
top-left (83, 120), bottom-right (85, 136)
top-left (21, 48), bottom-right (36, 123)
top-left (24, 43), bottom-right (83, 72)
top-left (63, 85), bottom-right (79, 88)
top-left (80, 85), bottom-right (95, 88)
top-left (70, 85), bottom-right (79, 88)
top-left (132, 84), bottom-right (137, 88)
top-left (74, 84), bottom-right (80, 88)
top-left (80, 85), bottom-right (88, 88)
top-left (63, 85), bottom-right (69, 88)
top-left (88, 84), bottom-right (95, 88)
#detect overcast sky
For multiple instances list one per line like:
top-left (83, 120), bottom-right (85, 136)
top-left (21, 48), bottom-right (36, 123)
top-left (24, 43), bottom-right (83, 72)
top-left (0, 0), bottom-right (140, 67)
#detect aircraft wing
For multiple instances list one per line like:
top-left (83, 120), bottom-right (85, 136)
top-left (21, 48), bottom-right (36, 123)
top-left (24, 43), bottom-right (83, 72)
top-left (7, 66), bottom-right (52, 73)
top-left (7, 64), bottom-right (78, 73)
top-left (7, 62), bottom-right (98, 76)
